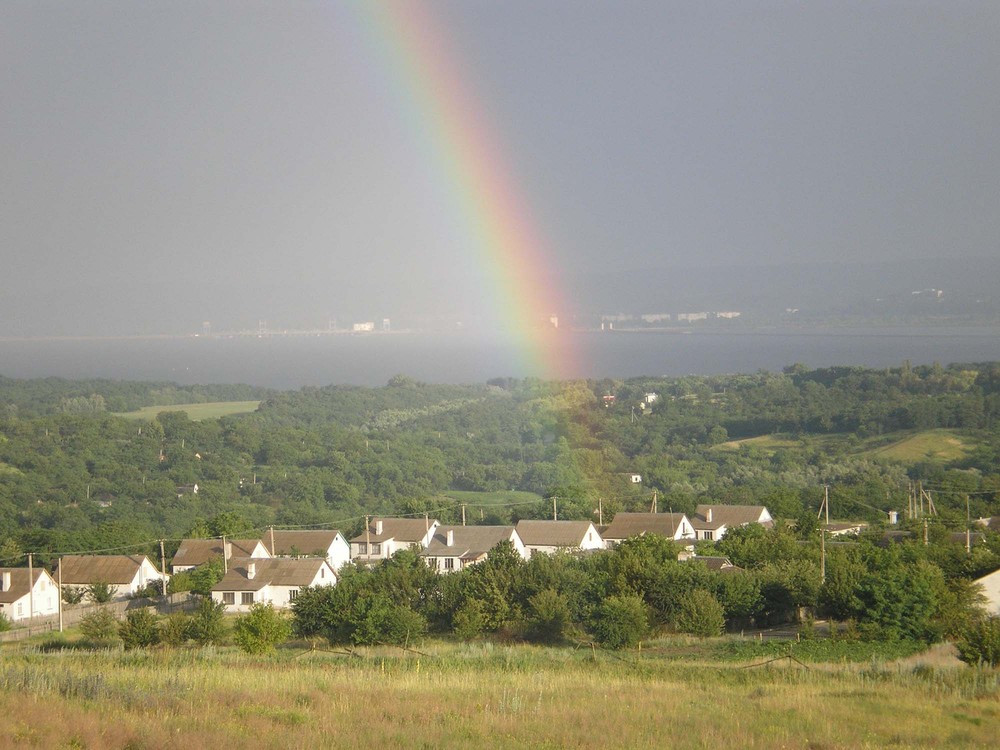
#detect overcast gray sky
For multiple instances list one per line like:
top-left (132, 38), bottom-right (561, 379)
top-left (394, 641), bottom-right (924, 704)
top-left (1, 1), bottom-right (998, 335)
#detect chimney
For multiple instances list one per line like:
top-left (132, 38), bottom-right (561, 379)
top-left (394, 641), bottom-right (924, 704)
top-left (247, 561), bottom-right (256, 580)
top-left (374, 520), bottom-right (383, 535)
top-left (1, 571), bottom-right (9, 592)
top-left (705, 508), bottom-right (713, 523)
top-left (446, 529), bottom-right (454, 547)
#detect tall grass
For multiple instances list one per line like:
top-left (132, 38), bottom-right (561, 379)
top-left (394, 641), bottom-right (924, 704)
top-left (1, 640), bottom-right (997, 748)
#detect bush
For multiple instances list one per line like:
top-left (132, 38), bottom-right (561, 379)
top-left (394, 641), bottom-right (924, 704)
top-left (349, 594), bottom-right (427, 646)
top-left (86, 582), bottom-right (118, 604)
top-left (957, 616), bottom-right (1000, 667)
top-left (127, 583), bottom-right (162, 600)
top-left (62, 586), bottom-right (86, 605)
top-left (524, 588), bottom-right (572, 644)
top-left (233, 603), bottom-right (292, 654)
top-left (119, 609), bottom-right (160, 650)
top-left (80, 607), bottom-right (120, 645)
top-left (159, 612), bottom-right (192, 646)
top-left (0, 612), bottom-right (12, 632)
top-left (674, 589), bottom-right (725, 637)
top-left (592, 594), bottom-right (649, 649)
top-left (452, 598), bottom-right (486, 641)
top-left (189, 597), bottom-right (226, 645)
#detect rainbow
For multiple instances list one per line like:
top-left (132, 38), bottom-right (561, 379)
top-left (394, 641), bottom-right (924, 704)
top-left (346, 1), bottom-right (580, 379)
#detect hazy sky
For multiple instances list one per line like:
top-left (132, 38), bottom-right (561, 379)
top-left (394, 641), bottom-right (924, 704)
top-left (1, 1), bottom-right (998, 334)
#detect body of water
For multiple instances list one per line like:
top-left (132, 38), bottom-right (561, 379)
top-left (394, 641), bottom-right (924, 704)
top-left (0, 327), bottom-right (998, 389)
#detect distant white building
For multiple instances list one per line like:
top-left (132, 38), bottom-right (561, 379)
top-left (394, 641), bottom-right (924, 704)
top-left (212, 558), bottom-right (336, 613)
top-left (55, 555), bottom-right (167, 600)
top-left (350, 518), bottom-right (439, 562)
top-left (421, 526), bottom-right (527, 573)
top-left (0, 568), bottom-right (60, 622)
top-left (514, 520), bottom-right (604, 556)
top-left (677, 312), bottom-right (709, 322)
top-left (352, 322), bottom-right (375, 332)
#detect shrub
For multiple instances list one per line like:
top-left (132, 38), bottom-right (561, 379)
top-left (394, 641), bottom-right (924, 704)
top-left (62, 586), bottom-right (86, 605)
top-left (86, 582), bottom-right (118, 604)
top-left (188, 559), bottom-right (224, 597)
top-left (233, 603), bottom-right (292, 654)
top-left (349, 594), bottom-right (427, 646)
top-left (524, 588), bottom-right (572, 644)
top-left (127, 583), bottom-right (162, 600)
top-left (159, 612), bottom-right (192, 646)
top-left (592, 594), bottom-right (649, 649)
top-left (119, 609), bottom-right (160, 650)
top-left (452, 598), bottom-right (486, 640)
top-left (80, 607), bottom-right (120, 645)
top-left (189, 596), bottom-right (226, 645)
top-left (957, 616), bottom-right (1000, 667)
top-left (0, 612), bottom-right (12, 633)
top-left (674, 589), bottom-right (725, 637)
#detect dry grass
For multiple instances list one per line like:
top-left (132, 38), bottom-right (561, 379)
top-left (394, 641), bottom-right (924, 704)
top-left (114, 401), bottom-right (261, 421)
top-left (868, 429), bottom-right (971, 463)
top-left (1, 642), bottom-right (998, 749)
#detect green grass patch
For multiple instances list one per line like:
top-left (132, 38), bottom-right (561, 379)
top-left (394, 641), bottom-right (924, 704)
top-left (114, 400), bottom-right (261, 421)
top-left (0, 461), bottom-right (22, 476)
top-left (867, 429), bottom-right (972, 463)
top-left (712, 638), bottom-right (926, 663)
top-left (434, 489), bottom-right (545, 508)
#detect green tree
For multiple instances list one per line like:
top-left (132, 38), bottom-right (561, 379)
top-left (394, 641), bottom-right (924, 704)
top-left (957, 615), bottom-right (1000, 667)
top-left (592, 594), bottom-right (649, 649)
top-left (80, 607), bottom-right (120, 645)
top-left (159, 612), bottom-right (192, 646)
top-left (524, 588), bottom-right (572, 644)
top-left (233, 602), bottom-right (292, 654)
top-left (674, 589), bottom-right (725, 637)
top-left (86, 581), bottom-right (118, 604)
top-left (189, 596), bottom-right (226, 645)
top-left (119, 609), bottom-right (160, 649)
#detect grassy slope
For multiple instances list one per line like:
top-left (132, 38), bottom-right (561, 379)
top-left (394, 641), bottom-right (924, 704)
top-left (114, 401), bottom-right (261, 421)
top-left (717, 429), bottom-right (975, 464)
top-left (0, 642), bottom-right (996, 749)
top-left (868, 429), bottom-right (971, 463)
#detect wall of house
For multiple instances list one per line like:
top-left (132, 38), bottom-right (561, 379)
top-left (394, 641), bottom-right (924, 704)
top-left (328, 539), bottom-right (351, 570)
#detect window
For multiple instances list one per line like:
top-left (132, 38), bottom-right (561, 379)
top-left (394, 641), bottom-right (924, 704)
top-left (241, 592), bottom-right (254, 605)
top-left (17, 603), bottom-right (23, 616)
top-left (289, 589), bottom-right (298, 600)
top-left (703, 531), bottom-right (714, 541)
top-left (444, 558), bottom-right (454, 570)
top-left (371, 543), bottom-right (382, 555)
top-left (320, 568), bottom-right (325, 579)
top-left (223, 592), bottom-right (235, 605)
top-left (357, 543), bottom-right (367, 554)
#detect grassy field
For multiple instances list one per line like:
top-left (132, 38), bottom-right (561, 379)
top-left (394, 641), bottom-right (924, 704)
top-left (868, 429), bottom-right (972, 463)
top-left (434, 490), bottom-right (545, 509)
top-left (1, 639), bottom-right (997, 749)
top-left (114, 401), bottom-right (261, 421)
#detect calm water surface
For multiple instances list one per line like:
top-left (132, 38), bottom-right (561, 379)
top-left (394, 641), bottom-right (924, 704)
top-left (0, 328), bottom-right (998, 389)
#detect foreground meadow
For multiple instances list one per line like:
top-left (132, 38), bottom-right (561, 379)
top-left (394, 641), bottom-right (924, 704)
top-left (1, 641), bottom-right (998, 749)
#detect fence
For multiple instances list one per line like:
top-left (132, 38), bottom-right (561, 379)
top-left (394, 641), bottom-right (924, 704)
top-left (0, 593), bottom-right (198, 643)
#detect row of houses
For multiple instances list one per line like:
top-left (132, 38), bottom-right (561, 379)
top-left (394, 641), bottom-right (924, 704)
top-left (2, 506), bottom-right (773, 621)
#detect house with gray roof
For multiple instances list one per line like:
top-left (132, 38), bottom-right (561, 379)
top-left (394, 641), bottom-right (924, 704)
top-left (265, 529), bottom-right (350, 570)
top-left (0, 568), bottom-right (59, 622)
top-left (421, 525), bottom-right (527, 573)
top-left (514, 520), bottom-right (604, 556)
top-left (211, 557), bottom-right (337, 612)
top-left (171, 538), bottom-right (270, 573)
top-left (601, 512), bottom-right (696, 547)
top-left (350, 517), bottom-right (439, 562)
top-left (691, 504), bottom-right (773, 541)
top-left (54, 555), bottom-right (166, 600)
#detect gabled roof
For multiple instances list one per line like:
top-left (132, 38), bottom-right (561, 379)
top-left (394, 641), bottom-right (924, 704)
top-left (514, 520), bottom-right (595, 548)
top-left (267, 530), bottom-right (345, 557)
top-left (602, 512), bottom-right (690, 540)
top-left (691, 504), bottom-right (772, 530)
top-left (422, 526), bottom-right (516, 560)
top-left (171, 539), bottom-right (264, 568)
top-left (55, 555), bottom-right (154, 585)
top-left (350, 518), bottom-right (436, 544)
top-left (685, 555), bottom-right (740, 572)
top-left (212, 558), bottom-right (332, 592)
top-left (0, 568), bottom-right (52, 604)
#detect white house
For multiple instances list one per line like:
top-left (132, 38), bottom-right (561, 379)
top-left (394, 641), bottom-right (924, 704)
top-left (266, 529), bottom-right (351, 571)
top-left (211, 558), bottom-right (337, 613)
top-left (170, 538), bottom-right (270, 574)
top-left (0, 568), bottom-right (60, 622)
top-left (514, 520), bottom-right (604, 556)
top-left (601, 512), bottom-right (696, 547)
top-left (690, 505), bottom-right (774, 541)
top-left (350, 517), bottom-right (439, 562)
top-left (421, 526), bottom-right (528, 573)
top-left (974, 568), bottom-right (1000, 617)
top-left (55, 555), bottom-right (167, 600)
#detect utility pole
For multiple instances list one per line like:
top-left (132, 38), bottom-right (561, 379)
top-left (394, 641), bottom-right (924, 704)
top-left (222, 534), bottom-right (228, 574)
top-left (27, 553), bottom-right (34, 625)
top-left (966, 494), bottom-right (971, 555)
top-left (159, 540), bottom-right (167, 596)
top-left (269, 526), bottom-right (276, 556)
top-left (461, 505), bottom-right (466, 526)
top-left (598, 497), bottom-right (604, 527)
top-left (553, 496), bottom-right (558, 521)
top-left (820, 530), bottom-right (826, 583)
top-left (923, 519), bottom-right (928, 546)
top-left (650, 490), bottom-right (657, 514)
top-left (57, 558), bottom-right (63, 633)
top-left (824, 485), bottom-right (830, 525)
top-left (365, 516), bottom-right (371, 559)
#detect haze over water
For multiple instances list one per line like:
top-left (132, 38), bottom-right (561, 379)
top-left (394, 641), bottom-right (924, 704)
top-left (1, 328), bottom-right (998, 390)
